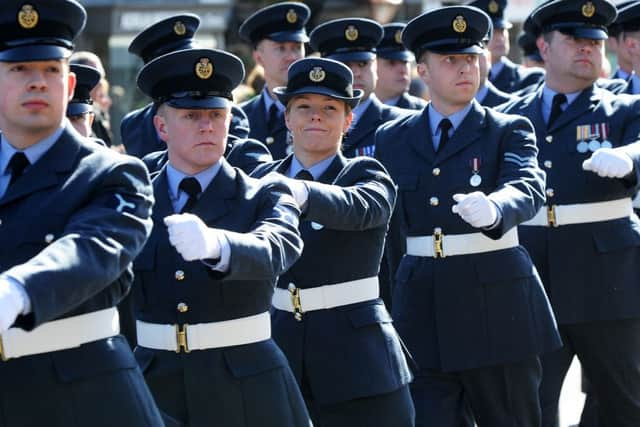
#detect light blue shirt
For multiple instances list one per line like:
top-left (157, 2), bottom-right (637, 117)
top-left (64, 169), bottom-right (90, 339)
top-left (262, 87), bottom-right (286, 120)
top-left (428, 103), bottom-right (473, 151)
top-left (541, 85), bottom-right (581, 125)
top-left (166, 160), bottom-right (230, 272)
top-left (475, 85), bottom-right (489, 104)
top-left (616, 68), bottom-right (631, 81)
top-left (382, 95), bottom-right (401, 107)
top-left (0, 124), bottom-right (65, 315)
top-left (489, 59), bottom-right (506, 81)
top-left (287, 154), bottom-right (337, 180)
top-left (628, 74), bottom-right (640, 95)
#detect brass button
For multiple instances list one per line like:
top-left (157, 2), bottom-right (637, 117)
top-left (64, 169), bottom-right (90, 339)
top-left (546, 188), bottom-right (555, 198)
top-left (432, 167), bottom-right (441, 176)
top-left (175, 270), bottom-right (185, 281)
top-left (177, 302), bottom-right (188, 313)
top-left (544, 160), bottom-right (552, 169)
top-left (287, 282), bottom-right (296, 291)
top-left (429, 196), bottom-right (439, 206)
top-left (265, 136), bottom-right (274, 145)
top-left (545, 135), bottom-right (553, 143)
top-left (44, 233), bottom-right (54, 244)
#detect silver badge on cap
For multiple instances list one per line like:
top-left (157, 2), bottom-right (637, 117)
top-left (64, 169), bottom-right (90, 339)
top-left (309, 66), bottom-right (326, 83)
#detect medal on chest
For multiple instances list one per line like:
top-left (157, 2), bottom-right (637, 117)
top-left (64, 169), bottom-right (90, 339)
top-left (469, 157), bottom-right (482, 187)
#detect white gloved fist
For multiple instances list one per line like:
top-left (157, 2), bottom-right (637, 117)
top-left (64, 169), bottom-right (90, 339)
top-left (164, 213), bottom-right (221, 261)
top-left (582, 148), bottom-right (634, 178)
top-left (263, 172), bottom-right (309, 208)
top-left (0, 278), bottom-right (25, 333)
top-left (452, 191), bottom-right (498, 228)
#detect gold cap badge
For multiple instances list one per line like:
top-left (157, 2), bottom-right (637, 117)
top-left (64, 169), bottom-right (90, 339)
top-left (174, 21), bottom-right (186, 36)
top-left (18, 4), bottom-right (38, 30)
top-left (394, 29), bottom-right (402, 44)
top-left (195, 58), bottom-right (214, 80)
top-left (309, 66), bottom-right (326, 83)
top-left (453, 15), bottom-right (467, 33)
top-left (286, 9), bottom-right (298, 24)
top-left (345, 25), bottom-right (359, 42)
top-left (488, 0), bottom-right (499, 14)
top-left (582, 1), bottom-right (596, 18)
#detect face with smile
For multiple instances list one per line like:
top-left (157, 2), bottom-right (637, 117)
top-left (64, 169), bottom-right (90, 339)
top-left (418, 52), bottom-right (480, 115)
top-left (0, 59), bottom-right (75, 148)
top-left (154, 104), bottom-right (231, 175)
top-left (285, 93), bottom-right (352, 165)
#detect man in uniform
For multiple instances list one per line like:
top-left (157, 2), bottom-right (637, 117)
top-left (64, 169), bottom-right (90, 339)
top-left (471, 0), bottom-right (545, 93)
top-left (375, 23), bottom-right (428, 110)
top-left (67, 64), bottom-right (101, 139)
top-left (497, 0), bottom-right (640, 425)
top-left (310, 17), bottom-right (410, 158)
top-left (617, 2), bottom-right (640, 94)
top-left (239, 2), bottom-right (310, 159)
top-left (476, 47), bottom-right (515, 107)
top-left (0, 1), bottom-right (163, 425)
top-left (375, 6), bottom-right (561, 426)
top-left (128, 46), bottom-right (311, 427)
top-left (609, 0), bottom-right (636, 81)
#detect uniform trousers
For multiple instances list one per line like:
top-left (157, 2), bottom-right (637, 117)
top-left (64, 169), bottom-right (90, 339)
top-left (540, 319), bottom-right (640, 427)
top-left (411, 355), bottom-right (542, 427)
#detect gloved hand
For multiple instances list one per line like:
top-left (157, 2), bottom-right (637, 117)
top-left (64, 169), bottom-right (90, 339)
top-left (164, 213), bottom-right (221, 261)
top-left (264, 172), bottom-right (309, 208)
top-left (583, 148), bottom-right (634, 178)
top-left (452, 191), bottom-right (498, 228)
top-left (0, 278), bottom-right (26, 332)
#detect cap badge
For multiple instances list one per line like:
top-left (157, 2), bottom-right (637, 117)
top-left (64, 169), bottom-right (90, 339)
top-left (394, 29), bottom-right (403, 44)
top-left (582, 1), bottom-right (596, 18)
top-left (453, 15), bottom-right (467, 33)
top-left (18, 4), bottom-right (38, 30)
top-left (174, 21), bottom-right (186, 36)
top-left (345, 25), bottom-right (359, 42)
top-left (286, 9), bottom-right (298, 24)
top-left (195, 58), bottom-right (214, 80)
top-left (488, 0), bottom-right (499, 14)
top-left (309, 66), bottom-right (326, 83)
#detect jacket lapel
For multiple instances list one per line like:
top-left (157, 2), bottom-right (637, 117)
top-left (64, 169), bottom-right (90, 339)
top-left (405, 107), bottom-right (436, 164)
top-left (191, 160), bottom-right (236, 223)
top-left (436, 101), bottom-right (486, 164)
top-left (548, 85), bottom-right (598, 132)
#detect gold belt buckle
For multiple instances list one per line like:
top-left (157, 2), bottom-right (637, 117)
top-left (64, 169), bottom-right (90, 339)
top-left (288, 283), bottom-right (304, 321)
top-left (433, 227), bottom-right (445, 258)
top-left (547, 205), bottom-right (557, 227)
top-left (175, 324), bottom-right (190, 353)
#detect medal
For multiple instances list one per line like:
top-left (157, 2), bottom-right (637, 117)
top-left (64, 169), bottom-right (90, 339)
top-left (588, 123), bottom-right (601, 152)
top-left (601, 140), bottom-right (612, 149)
top-left (469, 157), bottom-right (482, 187)
top-left (588, 139), bottom-right (601, 152)
top-left (577, 141), bottom-right (589, 153)
top-left (600, 123), bottom-right (612, 149)
top-left (576, 125), bottom-right (588, 153)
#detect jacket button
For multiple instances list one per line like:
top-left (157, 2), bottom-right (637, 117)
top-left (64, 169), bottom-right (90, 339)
top-left (544, 160), bottom-right (552, 169)
top-left (432, 167), bottom-right (441, 176)
top-left (265, 136), bottom-right (274, 145)
top-left (175, 270), bottom-right (185, 281)
top-left (44, 233), bottom-right (54, 243)
top-left (429, 197), bottom-right (439, 206)
top-left (177, 302), bottom-right (188, 313)
top-left (545, 135), bottom-right (553, 143)
top-left (546, 188), bottom-right (555, 198)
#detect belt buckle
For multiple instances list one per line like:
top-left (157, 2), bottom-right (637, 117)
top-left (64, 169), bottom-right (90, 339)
top-left (288, 283), bottom-right (304, 321)
top-left (547, 205), bottom-right (557, 227)
top-left (175, 324), bottom-right (190, 353)
top-left (433, 228), bottom-right (445, 258)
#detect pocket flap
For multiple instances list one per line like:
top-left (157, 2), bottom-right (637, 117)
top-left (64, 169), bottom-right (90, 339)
top-left (474, 248), bottom-right (535, 283)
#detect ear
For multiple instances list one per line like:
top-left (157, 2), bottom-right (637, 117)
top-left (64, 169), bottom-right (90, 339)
top-left (252, 48), bottom-right (263, 68)
top-left (416, 61), bottom-right (430, 85)
top-left (153, 113), bottom-right (170, 143)
top-left (67, 70), bottom-right (77, 101)
top-left (536, 35), bottom-right (549, 61)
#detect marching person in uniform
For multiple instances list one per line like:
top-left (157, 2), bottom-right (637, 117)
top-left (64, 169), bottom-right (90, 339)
top-left (67, 64), bottom-right (101, 138)
top-left (252, 56), bottom-right (414, 427)
top-left (471, 0), bottom-right (545, 93)
top-left (475, 47), bottom-right (515, 107)
top-left (239, 2), bottom-right (310, 159)
top-left (375, 23), bottom-right (428, 111)
top-left (497, 0), bottom-right (640, 425)
top-left (309, 18), bottom-right (410, 158)
top-left (0, 1), bottom-right (163, 426)
top-left (128, 47), bottom-right (311, 427)
top-left (375, 6), bottom-right (561, 426)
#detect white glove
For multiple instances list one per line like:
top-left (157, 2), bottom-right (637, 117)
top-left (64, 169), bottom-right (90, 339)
top-left (164, 213), bottom-right (221, 261)
top-left (582, 148), bottom-right (634, 178)
top-left (264, 172), bottom-right (309, 208)
top-left (0, 278), bottom-right (26, 333)
top-left (452, 192), bottom-right (498, 228)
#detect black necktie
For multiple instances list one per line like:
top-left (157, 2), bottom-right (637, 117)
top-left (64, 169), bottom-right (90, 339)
top-left (179, 177), bottom-right (201, 213)
top-left (437, 119), bottom-right (453, 153)
top-left (294, 169), bottom-right (314, 181)
top-left (267, 104), bottom-right (282, 134)
top-left (547, 93), bottom-right (567, 129)
top-left (7, 152), bottom-right (30, 187)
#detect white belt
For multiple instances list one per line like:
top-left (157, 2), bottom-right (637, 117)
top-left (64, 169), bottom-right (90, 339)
top-left (0, 307), bottom-right (119, 361)
top-left (136, 312), bottom-right (271, 353)
top-left (272, 276), bottom-right (379, 319)
top-left (405, 228), bottom-right (519, 258)
top-left (521, 198), bottom-right (633, 227)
